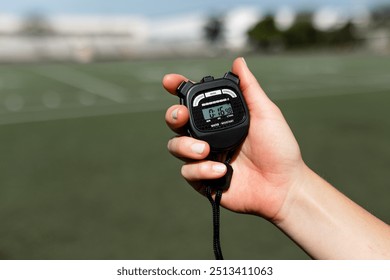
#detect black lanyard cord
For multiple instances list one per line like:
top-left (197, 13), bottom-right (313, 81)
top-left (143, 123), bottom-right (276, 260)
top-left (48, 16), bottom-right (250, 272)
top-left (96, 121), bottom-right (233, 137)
top-left (206, 186), bottom-right (224, 260)
top-left (204, 151), bottom-right (235, 260)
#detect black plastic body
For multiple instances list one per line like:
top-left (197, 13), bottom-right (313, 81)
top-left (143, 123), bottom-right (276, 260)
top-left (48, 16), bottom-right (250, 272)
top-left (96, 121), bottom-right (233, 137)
top-left (177, 72), bottom-right (249, 153)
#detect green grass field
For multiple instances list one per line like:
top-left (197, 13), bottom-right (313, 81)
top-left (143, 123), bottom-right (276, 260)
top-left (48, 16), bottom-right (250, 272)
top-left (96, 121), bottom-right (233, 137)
top-left (0, 53), bottom-right (389, 259)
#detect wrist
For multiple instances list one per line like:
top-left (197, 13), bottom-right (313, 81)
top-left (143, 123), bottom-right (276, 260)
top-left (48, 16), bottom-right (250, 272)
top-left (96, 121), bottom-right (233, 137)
top-left (270, 163), bottom-right (315, 226)
top-left (270, 164), bottom-right (331, 259)
top-left (270, 164), bottom-right (390, 259)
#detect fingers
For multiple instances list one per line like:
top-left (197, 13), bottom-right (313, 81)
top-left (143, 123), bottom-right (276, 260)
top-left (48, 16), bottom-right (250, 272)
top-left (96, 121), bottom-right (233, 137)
top-left (167, 136), bottom-right (226, 181)
top-left (167, 136), bottom-right (209, 160)
top-left (165, 104), bottom-right (189, 134)
top-left (181, 161), bottom-right (227, 181)
top-left (163, 74), bottom-right (191, 134)
top-left (162, 73), bottom-right (188, 95)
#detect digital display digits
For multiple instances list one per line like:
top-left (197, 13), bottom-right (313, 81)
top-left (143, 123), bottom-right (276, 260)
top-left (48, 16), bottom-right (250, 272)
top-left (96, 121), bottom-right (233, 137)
top-left (202, 103), bottom-right (233, 120)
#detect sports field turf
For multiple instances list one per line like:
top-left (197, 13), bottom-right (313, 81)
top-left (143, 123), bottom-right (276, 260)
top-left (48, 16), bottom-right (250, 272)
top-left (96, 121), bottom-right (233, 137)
top-left (0, 53), bottom-right (389, 259)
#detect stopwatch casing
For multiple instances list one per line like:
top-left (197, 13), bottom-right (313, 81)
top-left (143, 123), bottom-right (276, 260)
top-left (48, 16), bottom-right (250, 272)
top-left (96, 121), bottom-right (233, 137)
top-left (177, 72), bottom-right (249, 152)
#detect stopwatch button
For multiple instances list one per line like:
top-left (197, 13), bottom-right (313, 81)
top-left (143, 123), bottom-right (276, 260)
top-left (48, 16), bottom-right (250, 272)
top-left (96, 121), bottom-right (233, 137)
top-left (224, 71), bottom-right (239, 84)
top-left (201, 76), bottom-right (214, 83)
top-left (176, 81), bottom-right (193, 98)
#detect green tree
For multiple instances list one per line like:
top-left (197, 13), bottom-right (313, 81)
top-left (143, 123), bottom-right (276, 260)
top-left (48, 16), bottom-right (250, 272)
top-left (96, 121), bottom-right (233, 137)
top-left (282, 20), bottom-right (319, 48)
top-left (319, 22), bottom-right (357, 47)
top-left (247, 15), bottom-right (282, 51)
top-left (248, 12), bottom-right (358, 51)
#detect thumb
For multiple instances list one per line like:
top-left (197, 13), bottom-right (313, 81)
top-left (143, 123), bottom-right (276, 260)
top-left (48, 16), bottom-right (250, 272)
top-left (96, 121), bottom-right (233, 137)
top-left (231, 57), bottom-right (273, 111)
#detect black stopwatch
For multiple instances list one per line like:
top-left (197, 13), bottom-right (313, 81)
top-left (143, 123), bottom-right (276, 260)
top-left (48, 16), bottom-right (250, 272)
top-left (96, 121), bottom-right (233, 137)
top-left (177, 71), bottom-right (249, 153)
top-left (176, 71), bottom-right (250, 259)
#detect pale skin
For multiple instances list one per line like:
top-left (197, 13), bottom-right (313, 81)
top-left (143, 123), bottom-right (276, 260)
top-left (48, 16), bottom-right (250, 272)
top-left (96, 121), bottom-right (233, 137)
top-left (163, 57), bottom-right (390, 259)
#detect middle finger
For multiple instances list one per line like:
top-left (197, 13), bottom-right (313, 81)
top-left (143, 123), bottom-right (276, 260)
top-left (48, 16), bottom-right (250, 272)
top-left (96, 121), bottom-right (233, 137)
top-left (167, 136), bottom-right (210, 160)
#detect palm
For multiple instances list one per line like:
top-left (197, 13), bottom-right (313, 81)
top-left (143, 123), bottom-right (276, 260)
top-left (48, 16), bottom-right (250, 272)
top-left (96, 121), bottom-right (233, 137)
top-left (218, 101), bottom-right (303, 220)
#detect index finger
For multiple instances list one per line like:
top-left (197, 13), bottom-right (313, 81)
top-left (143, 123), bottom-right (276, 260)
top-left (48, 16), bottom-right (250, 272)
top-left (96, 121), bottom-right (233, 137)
top-left (162, 74), bottom-right (188, 95)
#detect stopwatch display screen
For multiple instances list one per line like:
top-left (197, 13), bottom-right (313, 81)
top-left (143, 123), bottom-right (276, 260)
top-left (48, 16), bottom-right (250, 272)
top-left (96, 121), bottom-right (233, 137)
top-left (190, 88), bottom-right (246, 132)
top-left (202, 103), bottom-right (233, 120)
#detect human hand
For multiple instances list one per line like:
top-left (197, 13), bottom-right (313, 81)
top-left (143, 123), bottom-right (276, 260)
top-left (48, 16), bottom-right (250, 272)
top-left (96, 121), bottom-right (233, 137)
top-left (164, 58), bottom-right (390, 259)
top-left (163, 57), bottom-right (307, 222)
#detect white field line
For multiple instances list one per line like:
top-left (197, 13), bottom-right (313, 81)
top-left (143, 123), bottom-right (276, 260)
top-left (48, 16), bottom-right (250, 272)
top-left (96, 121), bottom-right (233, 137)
top-left (32, 65), bottom-right (128, 103)
top-left (0, 78), bottom-right (389, 126)
top-left (0, 101), bottom-right (169, 125)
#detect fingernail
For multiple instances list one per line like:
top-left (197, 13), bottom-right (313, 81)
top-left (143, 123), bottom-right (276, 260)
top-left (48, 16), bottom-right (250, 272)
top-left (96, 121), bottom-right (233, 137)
top-left (191, 143), bottom-right (205, 154)
top-left (172, 108), bottom-right (179, 120)
top-left (241, 57), bottom-right (247, 66)
top-left (212, 163), bottom-right (227, 174)
top-left (167, 139), bottom-right (172, 150)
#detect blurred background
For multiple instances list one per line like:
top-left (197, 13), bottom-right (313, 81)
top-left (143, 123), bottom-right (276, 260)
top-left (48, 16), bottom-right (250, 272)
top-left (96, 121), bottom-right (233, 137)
top-left (0, 0), bottom-right (389, 259)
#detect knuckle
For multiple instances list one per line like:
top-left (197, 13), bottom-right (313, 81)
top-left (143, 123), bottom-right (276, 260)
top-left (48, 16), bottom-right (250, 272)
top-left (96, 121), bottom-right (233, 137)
top-left (198, 162), bottom-right (210, 177)
top-left (169, 137), bottom-right (182, 150)
top-left (181, 162), bottom-right (207, 181)
top-left (175, 137), bottom-right (187, 154)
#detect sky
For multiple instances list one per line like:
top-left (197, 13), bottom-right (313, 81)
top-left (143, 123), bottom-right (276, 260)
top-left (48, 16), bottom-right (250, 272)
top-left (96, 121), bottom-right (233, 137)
top-left (0, 0), bottom-right (389, 17)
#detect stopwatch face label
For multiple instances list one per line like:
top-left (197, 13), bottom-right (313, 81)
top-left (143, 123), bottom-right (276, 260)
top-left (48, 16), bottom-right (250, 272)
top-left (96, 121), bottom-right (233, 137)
top-left (191, 88), bottom-right (246, 132)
